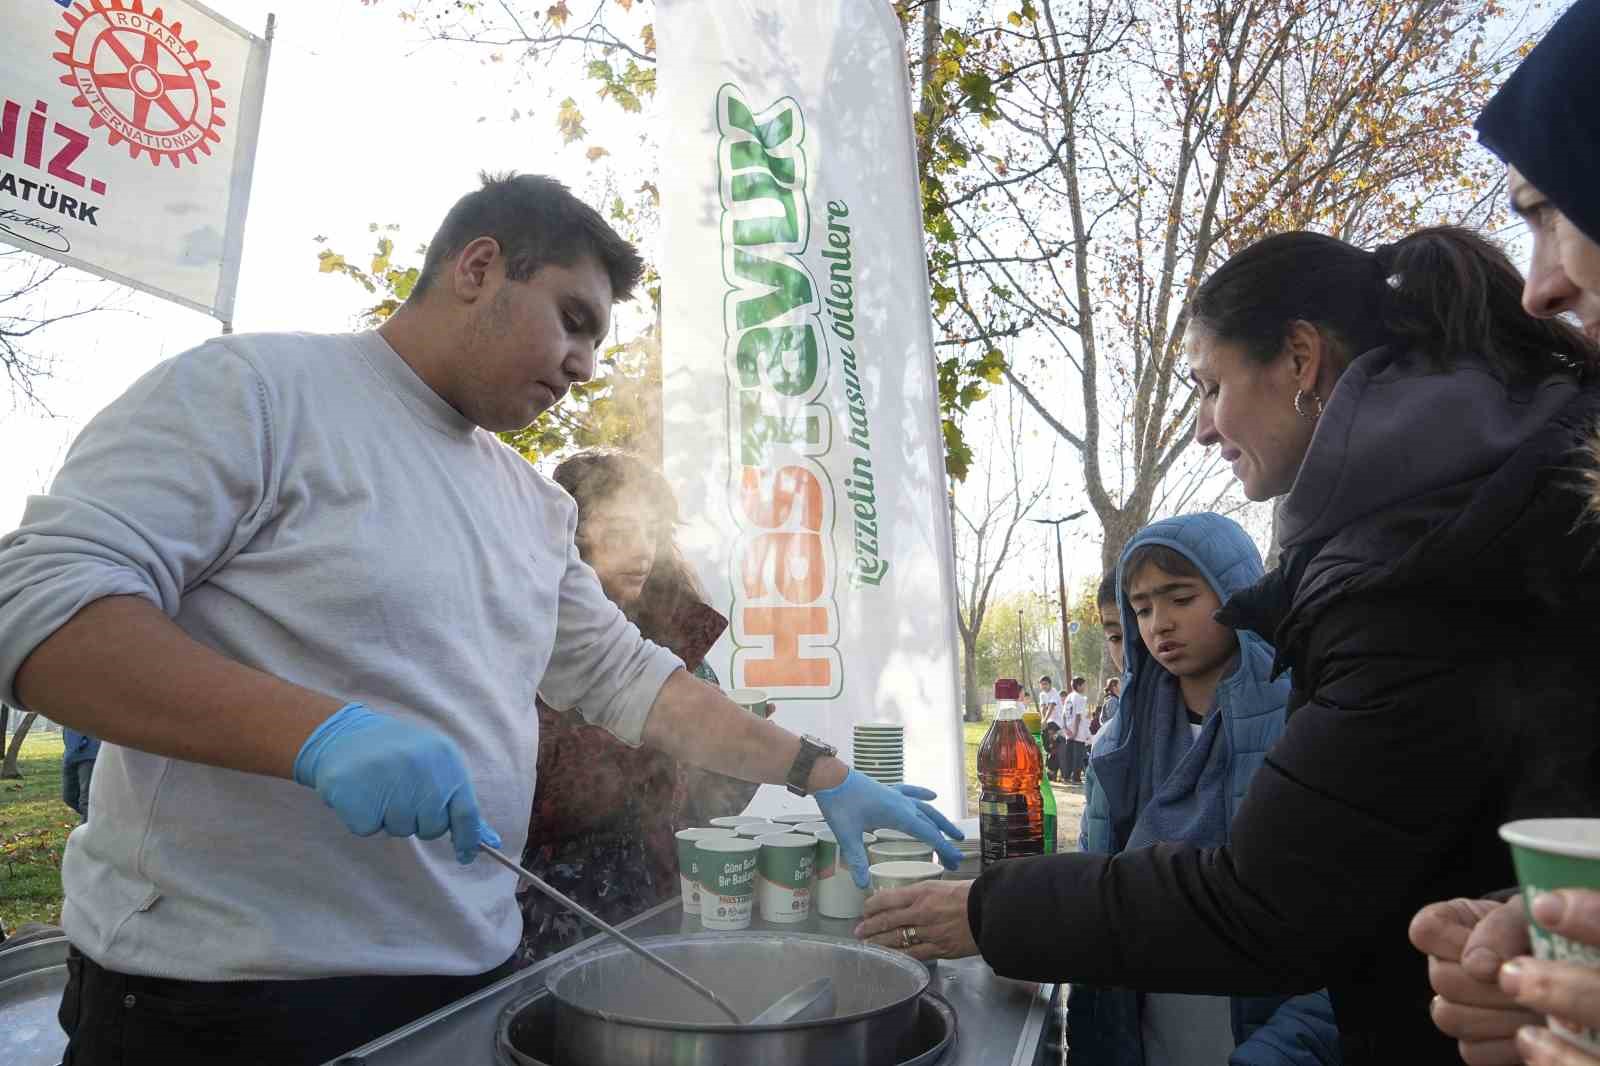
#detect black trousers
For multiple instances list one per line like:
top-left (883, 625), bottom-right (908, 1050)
top-left (59, 945), bottom-right (516, 1066)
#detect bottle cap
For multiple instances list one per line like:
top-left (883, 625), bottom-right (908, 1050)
top-left (994, 678), bottom-right (1021, 700)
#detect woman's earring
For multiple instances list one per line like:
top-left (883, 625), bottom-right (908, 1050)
top-left (1294, 389), bottom-right (1324, 420)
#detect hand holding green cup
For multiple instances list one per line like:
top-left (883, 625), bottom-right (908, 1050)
top-left (1499, 818), bottom-right (1600, 1053)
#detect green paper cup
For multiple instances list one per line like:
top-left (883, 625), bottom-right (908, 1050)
top-left (868, 859), bottom-right (946, 895)
top-left (1499, 819), bottom-right (1600, 1053)
top-left (698, 836), bottom-right (760, 930)
top-left (734, 821), bottom-right (788, 839)
top-left (868, 839), bottom-right (934, 866)
top-left (708, 815), bottom-right (766, 829)
top-left (728, 687), bottom-right (773, 718)
top-left (756, 832), bottom-right (818, 924)
top-left (873, 828), bottom-right (917, 842)
top-left (773, 812), bottom-right (823, 826)
top-left (814, 828), bottom-right (878, 918)
top-left (674, 827), bottom-right (736, 912)
top-left (794, 821), bottom-right (831, 837)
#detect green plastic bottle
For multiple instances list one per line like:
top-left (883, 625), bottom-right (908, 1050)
top-left (1029, 726), bottom-right (1058, 854)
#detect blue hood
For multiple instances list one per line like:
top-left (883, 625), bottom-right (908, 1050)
top-left (1115, 512), bottom-right (1271, 686)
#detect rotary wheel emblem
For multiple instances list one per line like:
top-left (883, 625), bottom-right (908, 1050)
top-left (52, 0), bottom-right (228, 168)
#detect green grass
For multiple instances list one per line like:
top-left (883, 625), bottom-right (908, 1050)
top-left (1, 729), bottom-right (71, 932)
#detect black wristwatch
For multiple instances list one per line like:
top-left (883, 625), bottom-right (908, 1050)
top-left (785, 734), bottom-right (837, 797)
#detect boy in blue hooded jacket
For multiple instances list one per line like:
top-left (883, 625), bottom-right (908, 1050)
top-left (1072, 513), bottom-right (1339, 1066)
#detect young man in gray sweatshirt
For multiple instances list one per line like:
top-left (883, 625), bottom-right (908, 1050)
top-left (0, 173), bottom-right (962, 1065)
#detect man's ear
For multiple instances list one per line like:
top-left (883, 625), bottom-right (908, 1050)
top-left (450, 237), bottom-right (502, 303)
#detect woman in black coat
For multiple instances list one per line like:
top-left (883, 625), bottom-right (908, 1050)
top-left (857, 225), bottom-right (1600, 1064)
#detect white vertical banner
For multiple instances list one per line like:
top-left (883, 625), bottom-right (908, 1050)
top-left (659, 0), bottom-right (965, 817)
top-left (0, 0), bottom-right (272, 322)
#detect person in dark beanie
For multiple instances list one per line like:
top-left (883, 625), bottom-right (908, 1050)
top-left (1411, 6), bottom-right (1600, 1064)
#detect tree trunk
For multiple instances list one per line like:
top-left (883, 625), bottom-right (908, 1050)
top-left (961, 629), bottom-right (983, 722)
top-left (1, 711), bottom-right (39, 779)
top-left (915, 0), bottom-right (943, 176)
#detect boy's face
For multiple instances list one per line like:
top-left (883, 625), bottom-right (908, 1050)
top-left (1125, 561), bottom-right (1235, 681)
top-left (1099, 600), bottom-right (1125, 676)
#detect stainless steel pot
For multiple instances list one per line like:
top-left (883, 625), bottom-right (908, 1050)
top-left (541, 933), bottom-right (929, 1066)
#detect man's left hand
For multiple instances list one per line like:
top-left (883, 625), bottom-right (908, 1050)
top-left (854, 879), bottom-right (979, 961)
top-left (813, 771), bottom-right (964, 888)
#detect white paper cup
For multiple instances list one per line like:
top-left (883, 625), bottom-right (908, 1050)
top-left (708, 815), bottom-right (766, 829)
top-left (814, 828), bottom-right (879, 919)
top-left (698, 836), bottom-right (760, 930)
top-left (868, 859), bottom-right (946, 895)
top-left (728, 687), bottom-right (773, 718)
top-left (673, 827), bottom-right (736, 912)
top-left (755, 833), bottom-right (818, 924)
top-left (868, 840), bottom-right (934, 866)
top-left (794, 821), bottom-right (831, 837)
top-left (773, 812), bottom-right (823, 826)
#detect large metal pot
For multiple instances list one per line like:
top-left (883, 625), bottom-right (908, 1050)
top-left (541, 933), bottom-right (929, 1066)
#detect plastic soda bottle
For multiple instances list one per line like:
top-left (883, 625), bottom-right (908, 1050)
top-left (978, 678), bottom-right (1045, 867)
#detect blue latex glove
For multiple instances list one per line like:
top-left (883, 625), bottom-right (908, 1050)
top-left (293, 703), bottom-right (500, 865)
top-left (814, 770), bottom-right (965, 888)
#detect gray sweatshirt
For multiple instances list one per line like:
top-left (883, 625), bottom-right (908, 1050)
top-left (0, 330), bottom-right (683, 980)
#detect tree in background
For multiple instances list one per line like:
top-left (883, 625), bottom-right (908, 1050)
top-left (358, 0), bottom-right (1008, 478)
top-left (951, 385), bottom-right (1055, 721)
top-left (1, 250), bottom-right (122, 410)
top-left (927, 0), bottom-right (1537, 569)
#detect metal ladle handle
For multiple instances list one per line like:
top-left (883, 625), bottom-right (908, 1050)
top-left (478, 843), bottom-right (744, 1026)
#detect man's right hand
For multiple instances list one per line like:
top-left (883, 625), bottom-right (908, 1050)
top-left (293, 703), bottom-right (499, 864)
top-left (1410, 895), bottom-right (1539, 1065)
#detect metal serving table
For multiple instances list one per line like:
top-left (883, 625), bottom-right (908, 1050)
top-left (326, 899), bottom-right (1061, 1066)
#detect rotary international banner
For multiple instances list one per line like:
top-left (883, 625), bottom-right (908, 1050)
top-left (0, 0), bottom-right (271, 322)
top-left (659, 0), bottom-right (965, 816)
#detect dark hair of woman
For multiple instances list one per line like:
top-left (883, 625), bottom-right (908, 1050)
top-left (1189, 225), bottom-right (1595, 384)
top-left (551, 449), bottom-right (704, 641)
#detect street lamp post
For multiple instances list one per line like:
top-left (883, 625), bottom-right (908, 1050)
top-left (1031, 510), bottom-right (1088, 686)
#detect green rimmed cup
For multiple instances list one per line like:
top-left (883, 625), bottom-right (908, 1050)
top-left (673, 827), bottom-right (736, 912)
top-left (1500, 819), bottom-right (1600, 1053)
top-left (814, 828), bottom-right (878, 919)
top-left (773, 812), bottom-right (823, 827)
top-left (697, 836), bottom-right (760, 930)
top-left (708, 815), bottom-right (766, 829)
top-left (755, 832), bottom-right (818, 924)
top-left (734, 821), bottom-right (788, 839)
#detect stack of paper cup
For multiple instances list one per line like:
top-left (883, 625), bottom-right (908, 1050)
top-left (813, 828), bottom-right (879, 918)
top-left (853, 723), bottom-right (904, 786)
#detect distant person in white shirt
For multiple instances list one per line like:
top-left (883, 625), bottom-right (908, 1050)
top-left (1062, 676), bottom-right (1091, 784)
top-left (1038, 676), bottom-right (1066, 781)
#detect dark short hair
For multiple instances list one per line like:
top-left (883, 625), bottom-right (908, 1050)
top-left (1039, 675), bottom-right (1053, 686)
top-left (1097, 570), bottom-right (1118, 608)
top-left (1190, 226), bottom-right (1594, 384)
top-left (412, 172), bottom-right (644, 303)
top-left (1122, 543), bottom-right (1203, 592)
top-left (1071, 676), bottom-right (1086, 688)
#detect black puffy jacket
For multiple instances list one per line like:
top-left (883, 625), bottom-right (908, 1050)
top-left (967, 349), bottom-right (1600, 1064)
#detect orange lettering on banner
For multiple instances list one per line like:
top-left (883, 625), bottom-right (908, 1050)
top-left (741, 532), bottom-right (825, 602)
top-left (739, 466), bottom-right (823, 531)
top-left (741, 607), bottom-right (833, 687)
